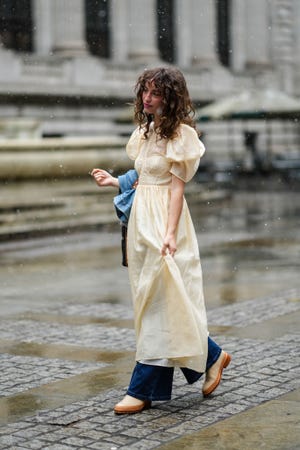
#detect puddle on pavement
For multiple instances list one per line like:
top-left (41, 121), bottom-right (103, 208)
top-left (0, 339), bottom-right (131, 364)
top-left (0, 351), bottom-right (134, 424)
top-left (220, 309), bottom-right (300, 341)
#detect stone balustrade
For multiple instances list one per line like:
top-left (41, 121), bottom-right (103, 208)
top-left (0, 136), bottom-right (131, 180)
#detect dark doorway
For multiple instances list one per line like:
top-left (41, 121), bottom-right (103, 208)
top-left (156, 0), bottom-right (175, 63)
top-left (0, 0), bottom-right (33, 52)
top-left (216, 0), bottom-right (231, 67)
top-left (85, 0), bottom-right (110, 58)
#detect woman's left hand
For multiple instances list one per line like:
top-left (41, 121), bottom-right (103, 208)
top-left (161, 233), bottom-right (177, 257)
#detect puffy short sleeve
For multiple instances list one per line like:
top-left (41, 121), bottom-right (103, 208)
top-left (166, 124), bottom-right (205, 183)
top-left (126, 127), bottom-right (143, 160)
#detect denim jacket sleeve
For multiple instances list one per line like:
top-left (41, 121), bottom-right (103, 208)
top-left (118, 169), bottom-right (138, 193)
top-left (113, 170), bottom-right (138, 225)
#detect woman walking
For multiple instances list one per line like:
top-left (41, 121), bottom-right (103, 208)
top-left (92, 67), bottom-right (231, 414)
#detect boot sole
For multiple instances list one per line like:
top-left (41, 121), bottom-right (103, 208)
top-left (114, 401), bottom-right (151, 415)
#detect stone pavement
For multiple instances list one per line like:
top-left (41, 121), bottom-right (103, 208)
top-left (0, 289), bottom-right (299, 449)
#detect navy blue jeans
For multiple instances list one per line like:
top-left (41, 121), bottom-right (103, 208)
top-left (127, 336), bottom-right (222, 401)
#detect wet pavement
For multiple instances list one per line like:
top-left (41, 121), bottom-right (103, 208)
top-left (0, 289), bottom-right (299, 449)
top-left (0, 184), bottom-right (300, 448)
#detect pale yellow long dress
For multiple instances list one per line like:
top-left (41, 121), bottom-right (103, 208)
top-left (127, 123), bottom-right (208, 373)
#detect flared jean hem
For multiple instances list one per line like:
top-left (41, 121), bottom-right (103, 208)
top-left (126, 388), bottom-right (172, 402)
top-left (126, 337), bottom-right (222, 402)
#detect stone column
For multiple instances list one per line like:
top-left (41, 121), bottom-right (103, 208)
top-left (244, 0), bottom-right (271, 69)
top-left (111, 0), bottom-right (159, 63)
top-left (33, 0), bottom-right (53, 55)
top-left (176, 0), bottom-right (219, 68)
top-left (110, 0), bottom-right (129, 63)
top-left (127, 0), bottom-right (159, 62)
top-left (175, 0), bottom-right (193, 68)
top-left (190, 0), bottom-right (218, 67)
top-left (293, 0), bottom-right (300, 94)
top-left (230, 0), bottom-right (247, 72)
top-left (51, 0), bottom-right (87, 56)
top-left (271, 0), bottom-right (294, 93)
top-left (0, 36), bottom-right (21, 82)
top-left (231, 0), bottom-right (272, 72)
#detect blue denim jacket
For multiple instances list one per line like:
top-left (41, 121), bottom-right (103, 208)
top-left (113, 169), bottom-right (138, 225)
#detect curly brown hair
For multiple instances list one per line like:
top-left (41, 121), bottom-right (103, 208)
top-left (134, 67), bottom-right (196, 140)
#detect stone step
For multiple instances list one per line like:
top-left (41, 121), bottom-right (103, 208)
top-left (0, 180), bottom-right (117, 240)
top-left (0, 180), bottom-right (230, 241)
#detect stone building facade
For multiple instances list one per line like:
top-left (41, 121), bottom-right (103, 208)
top-left (0, 0), bottom-right (299, 156)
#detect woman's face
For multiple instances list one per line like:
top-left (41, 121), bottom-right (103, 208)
top-left (142, 81), bottom-right (163, 120)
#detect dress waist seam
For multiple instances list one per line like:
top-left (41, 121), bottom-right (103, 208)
top-left (138, 184), bottom-right (170, 188)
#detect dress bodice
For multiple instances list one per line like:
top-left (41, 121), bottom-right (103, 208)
top-left (134, 130), bottom-right (173, 185)
top-left (126, 123), bottom-right (205, 186)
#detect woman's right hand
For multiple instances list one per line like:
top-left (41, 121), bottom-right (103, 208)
top-left (91, 169), bottom-right (119, 188)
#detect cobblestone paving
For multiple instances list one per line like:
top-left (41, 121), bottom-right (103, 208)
top-left (0, 319), bottom-right (136, 351)
top-left (0, 354), bottom-right (107, 398)
top-left (0, 289), bottom-right (299, 449)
